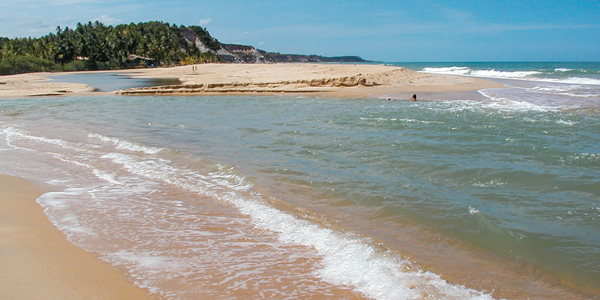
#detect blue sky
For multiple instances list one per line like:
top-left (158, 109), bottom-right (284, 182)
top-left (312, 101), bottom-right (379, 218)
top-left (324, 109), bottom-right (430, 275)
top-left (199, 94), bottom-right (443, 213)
top-left (1, 0), bottom-right (598, 61)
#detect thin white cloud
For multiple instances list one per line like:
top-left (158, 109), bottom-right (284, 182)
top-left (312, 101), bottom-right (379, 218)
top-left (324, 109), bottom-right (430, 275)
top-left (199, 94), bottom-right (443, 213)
top-left (94, 14), bottom-right (121, 25)
top-left (199, 18), bottom-right (212, 26)
top-left (482, 23), bottom-right (595, 32)
top-left (18, 19), bottom-right (52, 29)
top-left (0, 16), bottom-right (54, 37)
top-left (2, 0), bottom-right (107, 5)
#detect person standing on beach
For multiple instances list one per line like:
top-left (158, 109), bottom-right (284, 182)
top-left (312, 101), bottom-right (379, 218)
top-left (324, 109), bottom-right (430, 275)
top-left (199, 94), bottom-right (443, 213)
top-left (410, 94), bottom-right (417, 101)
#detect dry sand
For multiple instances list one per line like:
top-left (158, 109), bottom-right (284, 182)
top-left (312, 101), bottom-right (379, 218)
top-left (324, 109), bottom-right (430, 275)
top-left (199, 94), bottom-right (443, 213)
top-left (0, 73), bottom-right (95, 97)
top-left (0, 63), bottom-right (503, 98)
top-left (0, 174), bottom-right (157, 300)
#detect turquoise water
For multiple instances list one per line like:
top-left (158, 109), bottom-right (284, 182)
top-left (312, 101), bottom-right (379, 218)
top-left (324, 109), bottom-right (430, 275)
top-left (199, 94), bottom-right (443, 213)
top-left (1, 62), bottom-right (599, 299)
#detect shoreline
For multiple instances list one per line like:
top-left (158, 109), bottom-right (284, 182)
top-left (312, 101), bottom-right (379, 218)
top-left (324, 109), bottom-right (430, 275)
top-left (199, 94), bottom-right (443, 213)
top-left (1, 71), bottom-right (597, 298)
top-left (0, 63), bottom-right (503, 99)
top-left (0, 174), bottom-right (157, 300)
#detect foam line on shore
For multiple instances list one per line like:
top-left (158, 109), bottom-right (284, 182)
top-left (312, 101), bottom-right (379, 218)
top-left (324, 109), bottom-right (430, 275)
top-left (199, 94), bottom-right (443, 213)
top-left (0, 174), bottom-right (156, 300)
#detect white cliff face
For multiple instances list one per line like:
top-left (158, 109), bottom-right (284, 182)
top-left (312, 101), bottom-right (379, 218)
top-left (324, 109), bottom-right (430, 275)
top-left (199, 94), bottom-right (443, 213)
top-left (182, 28), bottom-right (364, 64)
top-left (181, 29), bottom-right (218, 54)
top-left (195, 39), bottom-right (213, 53)
top-left (216, 48), bottom-right (234, 56)
top-left (251, 49), bottom-right (266, 63)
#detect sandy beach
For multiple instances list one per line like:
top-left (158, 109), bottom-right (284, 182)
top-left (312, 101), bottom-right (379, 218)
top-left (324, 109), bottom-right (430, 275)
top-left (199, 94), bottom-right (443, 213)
top-left (0, 174), bottom-right (157, 300)
top-left (0, 63), bottom-right (503, 98)
top-left (1, 61), bottom-right (599, 299)
top-left (0, 73), bottom-right (96, 98)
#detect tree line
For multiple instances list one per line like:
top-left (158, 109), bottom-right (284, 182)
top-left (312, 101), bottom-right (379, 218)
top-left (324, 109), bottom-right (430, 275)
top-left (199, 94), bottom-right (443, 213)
top-left (0, 21), bottom-right (221, 75)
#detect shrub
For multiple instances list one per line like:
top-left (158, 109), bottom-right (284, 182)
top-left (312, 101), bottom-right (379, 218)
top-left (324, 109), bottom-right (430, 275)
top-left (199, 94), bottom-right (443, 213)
top-left (0, 55), bottom-right (56, 75)
top-left (180, 56), bottom-right (199, 65)
top-left (60, 60), bottom-right (86, 71)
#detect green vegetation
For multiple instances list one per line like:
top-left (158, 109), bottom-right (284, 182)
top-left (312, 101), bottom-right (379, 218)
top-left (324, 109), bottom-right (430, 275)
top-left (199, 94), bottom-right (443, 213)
top-left (0, 55), bottom-right (56, 75)
top-left (1, 20), bottom-right (369, 75)
top-left (260, 51), bottom-right (368, 63)
top-left (0, 21), bottom-right (220, 75)
top-left (187, 26), bottom-right (222, 52)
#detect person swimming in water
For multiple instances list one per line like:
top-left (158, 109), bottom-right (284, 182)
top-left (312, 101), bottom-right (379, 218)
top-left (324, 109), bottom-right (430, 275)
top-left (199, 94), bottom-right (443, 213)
top-left (410, 94), bottom-right (417, 101)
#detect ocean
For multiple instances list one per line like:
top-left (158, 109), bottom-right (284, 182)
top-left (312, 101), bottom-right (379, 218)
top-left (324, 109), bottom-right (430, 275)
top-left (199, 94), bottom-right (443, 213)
top-left (1, 62), bottom-right (599, 299)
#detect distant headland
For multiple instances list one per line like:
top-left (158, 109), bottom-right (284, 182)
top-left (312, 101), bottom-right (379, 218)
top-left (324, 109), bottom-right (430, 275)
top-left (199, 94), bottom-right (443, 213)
top-left (0, 21), bottom-right (369, 75)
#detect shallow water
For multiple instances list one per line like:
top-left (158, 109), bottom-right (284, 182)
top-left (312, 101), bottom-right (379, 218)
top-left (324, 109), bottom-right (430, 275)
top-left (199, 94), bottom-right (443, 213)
top-left (49, 72), bottom-right (181, 92)
top-left (1, 65), bottom-right (599, 299)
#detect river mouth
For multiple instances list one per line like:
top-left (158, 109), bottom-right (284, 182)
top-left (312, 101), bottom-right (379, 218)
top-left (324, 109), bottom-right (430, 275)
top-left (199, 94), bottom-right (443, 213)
top-left (49, 72), bottom-right (181, 92)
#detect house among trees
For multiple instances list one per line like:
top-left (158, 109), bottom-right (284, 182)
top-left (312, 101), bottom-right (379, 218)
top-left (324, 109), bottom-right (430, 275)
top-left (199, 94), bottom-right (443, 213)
top-left (127, 54), bottom-right (153, 67)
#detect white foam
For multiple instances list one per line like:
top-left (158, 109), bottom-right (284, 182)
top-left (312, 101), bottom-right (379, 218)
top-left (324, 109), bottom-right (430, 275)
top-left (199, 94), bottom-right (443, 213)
top-left (4, 125), bottom-right (58, 149)
top-left (544, 77), bottom-right (600, 86)
top-left (421, 66), bottom-right (541, 79)
top-left (471, 69), bottom-right (541, 79)
top-left (422, 66), bottom-right (472, 76)
top-left (469, 206), bottom-right (480, 214)
top-left (89, 133), bottom-right (164, 154)
top-left (46, 179), bottom-right (72, 185)
top-left (431, 97), bottom-right (558, 115)
top-left (37, 189), bottom-right (97, 237)
top-left (93, 169), bottom-right (121, 184)
top-left (472, 180), bottom-right (507, 188)
top-left (566, 153), bottom-right (599, 163)
top-left (477, 90), bottom-right (568, 112)
top-left (556, 119), bottom-right (579, 126)
top-left (101, 150), bottom-right (494, 299)
top-left (37, 191), bottom-right (72, 209)
top-left (421, 67), bottom-right (600, 86)
top-left (3, 127), bottom-right (126, 185)
top-left (397, 118), bottom-right (443, 124)
top-left (111, 250), bottom-right (169, 269)
top-left (47, 151), bottom-right (123, 184)
top-left (530, 85), bottom-right (577, 93)
top-left (227, 191), bottom-right (493, 300)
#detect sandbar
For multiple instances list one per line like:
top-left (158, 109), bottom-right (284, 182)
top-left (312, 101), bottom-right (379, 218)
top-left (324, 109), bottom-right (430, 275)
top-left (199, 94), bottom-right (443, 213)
top-left (0, 174), bottom-right (157, 300)
top-left (0, 63), bottom-right (503, 98)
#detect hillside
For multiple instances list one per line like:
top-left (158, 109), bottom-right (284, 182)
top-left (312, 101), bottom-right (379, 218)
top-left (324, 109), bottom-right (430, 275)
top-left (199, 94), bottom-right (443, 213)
top-left (0, 21), bottom-right (368, 74)
top-left (213, 43), bottom-right (368, 64)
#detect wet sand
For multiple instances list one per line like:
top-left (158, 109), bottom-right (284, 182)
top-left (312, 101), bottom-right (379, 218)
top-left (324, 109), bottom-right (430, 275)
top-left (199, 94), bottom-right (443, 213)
top-left (0, 174), bottom-right (157, 300)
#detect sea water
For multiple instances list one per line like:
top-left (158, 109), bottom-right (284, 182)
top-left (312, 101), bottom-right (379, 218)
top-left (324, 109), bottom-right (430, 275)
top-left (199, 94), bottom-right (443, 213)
top-left (0, 62), bottom-right (599, 299)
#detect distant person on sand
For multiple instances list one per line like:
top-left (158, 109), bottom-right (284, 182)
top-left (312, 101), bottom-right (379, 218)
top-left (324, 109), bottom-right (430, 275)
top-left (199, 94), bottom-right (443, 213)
top-left (410, 94), bottom-right (417, 101)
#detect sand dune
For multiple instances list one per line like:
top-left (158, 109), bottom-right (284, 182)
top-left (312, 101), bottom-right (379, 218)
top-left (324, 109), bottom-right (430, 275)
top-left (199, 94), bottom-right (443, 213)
top-left (0, 63), bottom-right (502, 98)
top-left (0, 73), bottom-right (95, 97)
top-left (118, 64), bottom-right (501, 96)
